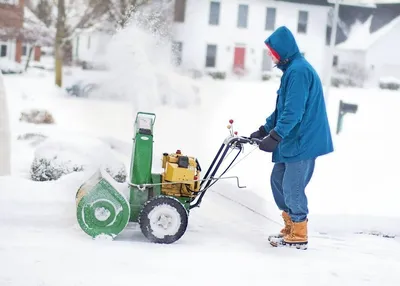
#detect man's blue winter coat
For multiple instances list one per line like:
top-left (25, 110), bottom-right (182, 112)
top-left (263, 26), bottom-right (333, 163)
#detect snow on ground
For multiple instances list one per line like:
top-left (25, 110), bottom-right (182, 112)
top-left (1, 70), bottom-right (400, 285)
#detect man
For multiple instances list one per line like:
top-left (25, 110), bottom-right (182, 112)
top-left (250, 26), bottom-right (333, 249)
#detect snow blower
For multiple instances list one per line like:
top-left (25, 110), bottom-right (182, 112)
top-left (76, 112), bottom-right (262, 244)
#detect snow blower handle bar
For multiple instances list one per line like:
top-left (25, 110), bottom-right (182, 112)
top-left (189, 135), bottom-right (261, 209)
top-left (236, 136), bottom-right (262, 146)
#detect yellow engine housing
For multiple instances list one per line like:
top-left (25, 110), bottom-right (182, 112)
top-left (161, 151), bottom-right (201, 198)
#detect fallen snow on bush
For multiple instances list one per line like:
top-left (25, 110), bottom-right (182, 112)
top-left (20, 108), bottom-right (55, 124)
top-left (379, 76), bottom-right (400, 85)
top-left (30, 136), bottom-right (127, 182)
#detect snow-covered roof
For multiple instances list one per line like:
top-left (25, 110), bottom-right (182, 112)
top-left (336, 14), bottom-right (400, 51)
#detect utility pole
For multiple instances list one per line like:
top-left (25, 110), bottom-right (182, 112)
top-left (324, 0), bottom-right (341, 105)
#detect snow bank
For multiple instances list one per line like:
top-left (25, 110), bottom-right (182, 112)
top-left (30, 136), bottom-right (127, 182)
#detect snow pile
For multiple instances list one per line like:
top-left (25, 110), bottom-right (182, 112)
top-left (30, 136), bottom-right (127, 182)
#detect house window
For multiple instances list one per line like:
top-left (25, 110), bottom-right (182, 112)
top-left (237, 4), bottom-right (248, 28)
top-left (22, 45), bottom-right (28, 56)
top-left (333, 55), bottom-right (338, 67)
top-left (174, 0), bottom-right (186, 22)
top-left (206, 44), bottom-right (217, 68)
top-left (0, 45), bottom-right (7, 57)
top-left (87, 36), bottom-right (91, 49)
top-left (172, 41), bottom-right (183, 66)
top-left (298, 11), bottom-right (308, 34)
top-left (209, 1), bottom-right (220, 25)
top-left (262, 50), bottom-right (272, 71)
top-left (265, 7), bottom-right (276, 31)
top-left (326, 26), bottom-right (331, 46)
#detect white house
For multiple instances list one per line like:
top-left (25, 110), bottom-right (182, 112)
top-left (72, 28), bottom-right (113, 66)
top-left (172, 0), bottom-right (331, 80)
top-left (71, 0), bottom-right (331, 80)
top-left (334, 15), bottom-right (400, 88)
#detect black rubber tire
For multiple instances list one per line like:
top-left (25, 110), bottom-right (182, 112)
top-left (138, 195), bottom-right (188, 244)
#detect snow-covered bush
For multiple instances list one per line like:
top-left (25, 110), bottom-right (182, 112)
top-left (379, 77), bottom-right (400, 91)
top-left (20, 109), bottom-right (55, 124)
top-left (30, 136), bottom-right (127, 182)
top-left (331, 63), bottom-right (367, 88)
top-left (0, 59), bottom-right (24, 74)
top-left (208, 71), bottom-right (226, 80)
top-left (262, 74), bottom-right (272, 81)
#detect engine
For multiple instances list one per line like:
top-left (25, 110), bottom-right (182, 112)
top-left (161, 150), bottom-right (201, 198)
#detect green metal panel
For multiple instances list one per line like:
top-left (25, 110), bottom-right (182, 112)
top-left (151, 173), bottom-right (162, 197)
top-left (76, 170), bottom-right (130, 239)
top-left (129, 112), bottom-right (156, 222)
top-left (176, 197), bottom-right (191, 212)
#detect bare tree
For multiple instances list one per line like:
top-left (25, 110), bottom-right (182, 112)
top-left (107, 0), bottom-right (150, 28)
top-left (54, 0), bottom-right (111, 86)
top-left (27, 0), bottom-right (173, 86)
top-left (26, 0), bottom-right (54, 28)
top-left (22, 7), bottom-right (55, 71)
top-left (27, 0), bottom-right (112, 86)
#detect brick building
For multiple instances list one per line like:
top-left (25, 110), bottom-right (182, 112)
top-left (0, 0), bottom-right (42, 63)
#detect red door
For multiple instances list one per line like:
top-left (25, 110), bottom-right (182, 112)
top-left (233, 47), bottom-right (246, 70)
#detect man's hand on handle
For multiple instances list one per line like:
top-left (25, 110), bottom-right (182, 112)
top-left (250, 126), bottom-right (282, 153)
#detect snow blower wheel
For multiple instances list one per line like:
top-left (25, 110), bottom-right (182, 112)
top-left (138, 196), bottom-right (188, 244)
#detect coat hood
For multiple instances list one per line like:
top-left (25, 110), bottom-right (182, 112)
top-left (264, 26), bottom-right (301, 70)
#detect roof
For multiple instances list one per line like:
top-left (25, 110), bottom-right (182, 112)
top-left (274, 0), bottom-right (331, 6)
top-left (336, 14), bottom-right (400, 50)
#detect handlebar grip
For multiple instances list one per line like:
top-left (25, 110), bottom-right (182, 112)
top-left (236, 136), bottom-right (262, 145)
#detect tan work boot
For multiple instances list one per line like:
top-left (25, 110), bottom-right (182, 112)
top-left (268, 211), bottom-right (292, 241)
top-left (283, 220), bottom-right (308, 249)
top-left (280, 211), bottom-right (292, 237)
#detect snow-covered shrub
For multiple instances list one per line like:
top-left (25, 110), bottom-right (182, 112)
top-left (379, 77), bottom-right (400, 91)
top-left (262, 74), bottom-right (272, 81)
top-left (332, 63), bottom-right (367, 88)
top-left (30, 136), bottom-right (127, 182)
top-left (0, 59), bottom-right (24, 74)
top-left (208, 71), bottom-right (226, 80)
top-left (31, 157), bottom-right (84, 182)
top-left (20, 109), bottom-right (55, 124)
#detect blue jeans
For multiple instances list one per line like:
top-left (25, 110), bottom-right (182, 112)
top-left (270, 159), bottom-right (315, 222)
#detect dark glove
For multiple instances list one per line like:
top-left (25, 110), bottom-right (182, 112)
top-left (259, 130), bottom-right (282, 152)
top-left (250, 125), bottom-right (267, 139)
